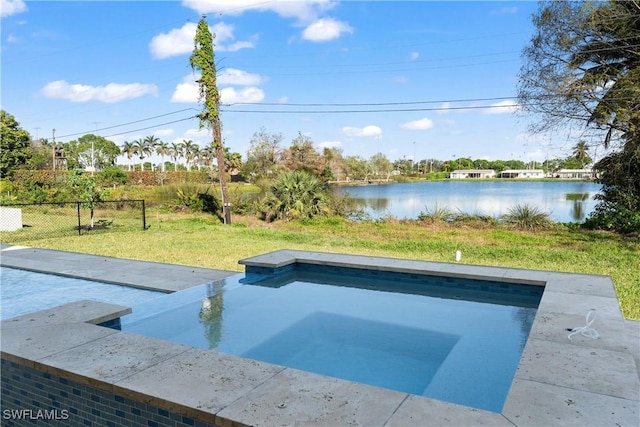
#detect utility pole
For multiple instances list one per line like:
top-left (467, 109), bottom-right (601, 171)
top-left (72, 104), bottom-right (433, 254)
top-left (413, 141), bottom-right (416, 174)
top-left (52, 129), bottom-right (56, 171)
top-left (91, 122), bottom-right (100, 176)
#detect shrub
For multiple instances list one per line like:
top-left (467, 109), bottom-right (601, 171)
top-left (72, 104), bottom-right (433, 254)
top-left (501, 204), bottom-right (553, 230)
top-left (583, 202), bottom-right (640, 234)
top-left (98, 166), bottom-right (128, 187)
top-left (258, 170), bottom-right (330, 222)
top-left (417, 204), bottom-right (456, 223)
top-left (153, 183), bottom-right (222, 219)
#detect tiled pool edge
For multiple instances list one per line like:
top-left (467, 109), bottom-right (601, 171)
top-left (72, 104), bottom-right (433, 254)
top-left (1, 248), bottom-right (638, 426)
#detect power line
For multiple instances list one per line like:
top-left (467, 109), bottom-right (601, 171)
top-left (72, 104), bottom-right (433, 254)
top-left (54, 97), bottom-right (520, 140)
top-left (49, 88), bottom-right (640, 141)
top-left (56, 109), bottom-right (199, 139)
top-left (221, 104), bottom-right (520, 114)
top-left (227, 96), bottom-right (517, 107)
top-left (100, 116), bottom-right (197, 139)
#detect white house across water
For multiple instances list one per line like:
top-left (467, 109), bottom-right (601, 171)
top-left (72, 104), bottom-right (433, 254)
top-left (499, 169), bottom-right (545, 179)
top-left (553, 169), bottom-right (596, 179)
top-left (449, 169), bottom-right (497, 179)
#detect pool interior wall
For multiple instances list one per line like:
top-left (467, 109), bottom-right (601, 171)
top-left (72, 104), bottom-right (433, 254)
top-left (1, 247), bottom-right (638, 426)
top-left (118, 262), bottom-right (543, 412)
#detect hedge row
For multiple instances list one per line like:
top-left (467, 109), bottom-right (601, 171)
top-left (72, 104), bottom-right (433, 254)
top-left (10, 170), bottom-right (216, 186)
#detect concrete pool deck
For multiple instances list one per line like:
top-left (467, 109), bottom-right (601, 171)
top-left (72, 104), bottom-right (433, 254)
top-left (1, 246), bottom-right (638, 426)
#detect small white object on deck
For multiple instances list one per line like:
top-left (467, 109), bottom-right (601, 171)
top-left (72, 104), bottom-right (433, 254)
top-left (568, 309), bottom-right (599, 340)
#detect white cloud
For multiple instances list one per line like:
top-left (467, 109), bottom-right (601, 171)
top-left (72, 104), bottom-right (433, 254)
top-left (217, 68), bottom-right (264, 86)
top-left (149, 22), bottom-right (197, 59)
top-left (484, 100), bottom-right (520, 114)
top-left (40, 80), bottom-right (158, 103)
top-left (319, 140), bottom-right (342, 149)
top-left (342, 125), bottom-right (382, 137)
top-left (6, 34), bottom-right (18, 43)
top-left (182, 0), bottom-right (336, 24)
top-left (171, 76), bottom-right (199, 103)
top-left (302, 18), bottom-right (353, 42)
top-left (410, 51), bottom-right (419, 61)
top-left (171, 72), bottom-right (265, 103)
top-left (225, 39), bottom-right (256, 52)
top-left (1, 0), bottom-right (27, 18)
top-left (401, 118), bottom-right (434, 130)
top-left (154, 129), bottom-right (174, 138)
top-left (150, 22), bottom-right (254, 59)
top-left (220, 87), bottom-right (265, 104)
top-left (277, 96), bottom-right (289, 104)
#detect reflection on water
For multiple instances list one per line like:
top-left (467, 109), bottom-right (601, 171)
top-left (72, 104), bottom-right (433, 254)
top-left (566, 193), bottom-right (591, 221)
top-left (351, 197), bottom-right (391, 212)
top-left (199, 281), bottom-right (224, 349)
top-left (336, 181), bottom-right (601, 223)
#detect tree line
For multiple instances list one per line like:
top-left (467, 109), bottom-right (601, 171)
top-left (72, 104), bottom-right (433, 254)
top-left (0, 115), bottom-right (594, 183)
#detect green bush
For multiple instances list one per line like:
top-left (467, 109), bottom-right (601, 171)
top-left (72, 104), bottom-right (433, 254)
top-left (258, 170), bottom-right (330, 222)
top-left (583, 203), bottom-right (640, 234)
top-left (159, 183), bottom-right (222, 219)
top-left (98, 166), bottom-right (128, 187)
top-left (418, 204), bottom-right (456, 223)
top-left (501, 204), bottom-right (553, 230)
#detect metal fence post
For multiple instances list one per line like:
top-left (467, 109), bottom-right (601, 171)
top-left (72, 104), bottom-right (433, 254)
top-left (142, 199), bottom-right (146, 231)
top-left (77, 202), bottom-right (81, 235)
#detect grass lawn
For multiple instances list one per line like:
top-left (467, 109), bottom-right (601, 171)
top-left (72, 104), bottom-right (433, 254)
top-left (2, 212), bottom-right (638, 319)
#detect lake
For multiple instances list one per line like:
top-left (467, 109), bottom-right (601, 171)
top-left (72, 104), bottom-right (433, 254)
top-left (334, 180), bottom-right (602, 223)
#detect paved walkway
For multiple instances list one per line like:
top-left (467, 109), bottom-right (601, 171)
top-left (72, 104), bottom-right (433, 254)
top-left (0, 244), bottom-right (236, 292)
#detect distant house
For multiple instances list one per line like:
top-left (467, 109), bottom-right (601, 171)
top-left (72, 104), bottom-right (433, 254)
top-left (554, 169), bottom-right (595, 179)
top-left (449, 169), bottom-right (496, 179)
top-left (31, 139), bottom-right (67, 170)
top-left (499, 169), bottom-right (545, 179)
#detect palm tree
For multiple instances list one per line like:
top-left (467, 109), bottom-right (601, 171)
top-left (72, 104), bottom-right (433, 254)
top-left (133, 138), bottom-right (153, 171)
top-left (121, 141), bottom-right (137, 171)
top-left (261, 170), bottom-right (330, 222)
top-left (144, 135), bottom-right (160, 170)
top-left (572, 141), bottom-right (591, 169)
top-left (568, 2), bottom-right (640, 148)
top-left (169, 142), bottom-right (183, 171)
top-left (224, 148), bottom-right (243, 174)
top-left (182, 139), bottom-right (199, 171)
top-left (155, 141), bottom-right (170, 172)
top-left (199, 143), bottom-right (216, 172)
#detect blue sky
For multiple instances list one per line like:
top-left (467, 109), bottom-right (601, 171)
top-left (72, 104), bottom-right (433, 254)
top-left (1, 0), bottom-right (582, 166)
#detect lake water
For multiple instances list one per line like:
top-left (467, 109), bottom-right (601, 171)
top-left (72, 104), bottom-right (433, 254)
top-left (334, 180), bottom-right (602, 223)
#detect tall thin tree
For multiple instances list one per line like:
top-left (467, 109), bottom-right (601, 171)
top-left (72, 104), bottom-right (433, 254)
top-left (190, 16), bottom-right (231, 224)
top-left (155, 140), bottom-right (170, 172)
top-left (170, 141), bottom-right (183, 171)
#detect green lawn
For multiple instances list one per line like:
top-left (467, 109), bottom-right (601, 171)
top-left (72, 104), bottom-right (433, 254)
top-left (3, 212), bottom-right (638, 319)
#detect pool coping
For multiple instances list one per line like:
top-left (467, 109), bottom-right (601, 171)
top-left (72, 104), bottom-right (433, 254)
top-left (1, 246), bottom-right (639, 426)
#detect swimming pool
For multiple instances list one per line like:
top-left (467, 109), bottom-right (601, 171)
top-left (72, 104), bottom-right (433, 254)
top-left (0, 267), bottom-right (165, 320)
top-left (119, 263), bottom-right (543, 413)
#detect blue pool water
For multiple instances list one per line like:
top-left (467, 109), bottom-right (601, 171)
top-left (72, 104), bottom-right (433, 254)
top-left (120, 264), bottom-right (542, 413)
top-left (0, 267), bottom-right (165, 320)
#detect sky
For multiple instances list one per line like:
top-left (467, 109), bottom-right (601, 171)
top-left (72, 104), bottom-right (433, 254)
top-left (1, 0), bottom-right (587, 166)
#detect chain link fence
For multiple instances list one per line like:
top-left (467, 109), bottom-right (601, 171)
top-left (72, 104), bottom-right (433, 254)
top-left (0, 200), bottom-right (147, 243)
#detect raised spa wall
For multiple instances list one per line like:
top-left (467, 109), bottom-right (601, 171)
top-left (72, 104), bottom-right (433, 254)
top-left (1, 248), bottom-right (638, 426)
